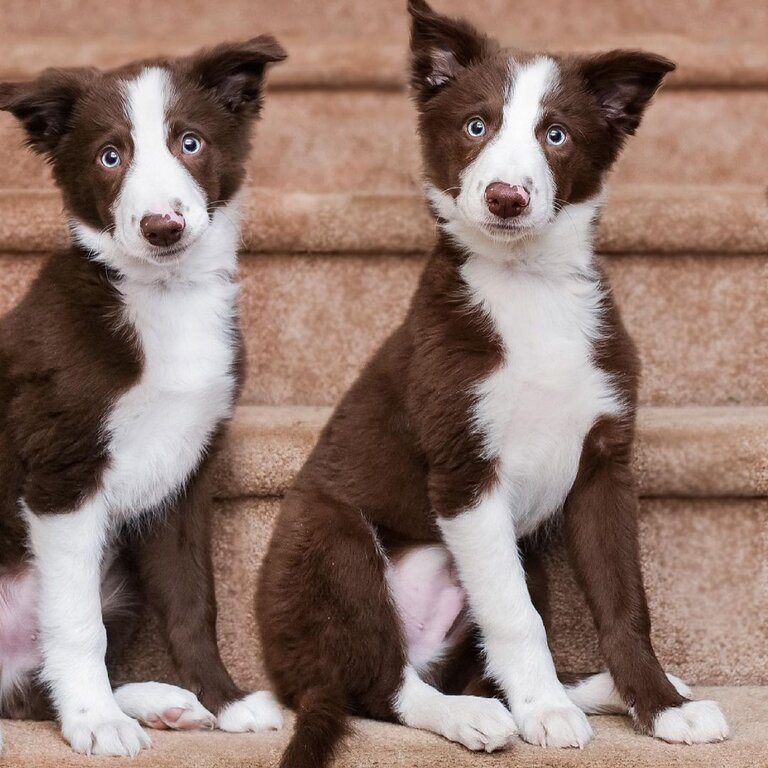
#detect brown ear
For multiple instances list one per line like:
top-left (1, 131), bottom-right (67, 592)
top-left (579, 50), bottom-right (675, 136)
top-left (0, 68), bottom-right (96, 155)
top-left (190, 35), bottom-right (287, 116)
top-left (408, 0), bottom-right (492, 103)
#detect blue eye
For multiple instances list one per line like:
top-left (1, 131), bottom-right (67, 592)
top-left (546, 124), bottom-right (567, 146)
top-left (181, 132), bottom-right (203, 155)
top-left (466, 117), bottom-right (486, 138)
top-left (100, 147), bottom-right (121, 168)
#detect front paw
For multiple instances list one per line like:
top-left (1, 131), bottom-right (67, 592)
top-left (217, 691), bottom-right (284, 733)
top-left (62, 712), bottom-right (151, 756)
top-left (653, 700), bottom-right (729, 744)
top-left (514, 698), bottom-right (593, 748)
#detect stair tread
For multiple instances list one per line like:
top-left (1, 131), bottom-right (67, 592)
top-left (1, 686), bottom-right (764, 767)
top-left (215, 405), bottom-right (768, 499)
top-left (0, 185), bottom-right (766, 255)
top-left (0, 34), bottom-right (766, 90)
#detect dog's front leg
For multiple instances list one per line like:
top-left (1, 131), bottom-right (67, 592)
top-left (563, 421), bottom-right (729, 743)
top-left (136, 462), bottom-right (283, 733)
top-left (437, 485), bottom-right (593, 748)
top-left (25, 499), bottom-right (150, 755)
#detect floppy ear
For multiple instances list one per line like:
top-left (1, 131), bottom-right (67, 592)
top-left (0, 68), bottom-right (96, 155)
top-left (190, 35), bottom-right (287, 116)
top-left (579, 50), bottom-right (675, 136)
top-left (408, 0), bottom-right (492, 102)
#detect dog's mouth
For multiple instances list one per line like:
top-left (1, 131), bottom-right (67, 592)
top-left (481, 218), bottom-right (536, 239)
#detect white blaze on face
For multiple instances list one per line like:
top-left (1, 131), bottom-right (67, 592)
top-left (428, 56), bottom-right (561, 253)
top-left (113, 67), bottom-right (209, 260)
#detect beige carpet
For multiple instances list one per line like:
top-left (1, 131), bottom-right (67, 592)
top-left (1, 688), bottom-right (765, 768)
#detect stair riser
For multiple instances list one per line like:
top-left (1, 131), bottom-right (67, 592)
top-left (1, 0), bottom-right (764, 43)
top-left (115, 496), bottom-right (768, 690)
top-left (1, 252), bottom-right (765, 406)
top-left (0, 90), bottom-right (766, 190)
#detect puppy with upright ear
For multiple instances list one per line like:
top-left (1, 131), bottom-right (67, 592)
top-left (258, 3), bottom-right (726, 768)
top-left (0, 37), bottom-right (286, 757)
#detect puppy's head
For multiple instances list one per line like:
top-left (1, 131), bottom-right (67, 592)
top-left (408, 0), bottom-right (674, 252)
top-left (0, 37), bottom-right (286, 268)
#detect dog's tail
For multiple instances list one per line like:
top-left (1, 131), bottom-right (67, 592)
top-left (279, 685), bottom-right (350, 768)
top-left (565, 671), bottom-right (692, 714)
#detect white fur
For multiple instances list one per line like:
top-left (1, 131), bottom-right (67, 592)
top-left (653, 700), bottom-right (729, 744)
top-left (23, 500), bottom-right (150, 756)
top-left (114, 682), bottom-right (215, 730)
top-left (394, 665), bottom-right (517, 752)
top-left (217, 692), bottom-right (284, 733)
top-left (438, 494), bottom-right (592, 748)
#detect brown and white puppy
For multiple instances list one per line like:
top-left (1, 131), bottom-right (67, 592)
top-left (0, 38), bottom-right (285, 756)
top-left (257, 2), bottom-right (728, 766)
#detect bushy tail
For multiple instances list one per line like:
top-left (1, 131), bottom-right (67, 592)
top-left (279, 685), bottom-right (350, 768)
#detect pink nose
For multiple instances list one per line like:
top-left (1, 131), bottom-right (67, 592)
top-left (484, 182), bottom-right (530, 219)
top-left (140, 211), bottom-right (185, 247)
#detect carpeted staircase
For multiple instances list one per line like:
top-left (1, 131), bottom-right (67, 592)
top-left (0, 1), bottom-right (766, 765)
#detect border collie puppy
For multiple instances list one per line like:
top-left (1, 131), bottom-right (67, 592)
top-left (257, 2), bottom-right (729, 765)
top-left (0, 38), bottom-right (285, 756)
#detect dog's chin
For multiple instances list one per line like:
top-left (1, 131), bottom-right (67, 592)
top-left (479, 219), bottom-right (539, 244)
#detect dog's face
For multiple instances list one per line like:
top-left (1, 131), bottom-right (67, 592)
top-left (408, 0), bottom-right (674, 253)
top-left (0, 38), bottom-right (285, 268)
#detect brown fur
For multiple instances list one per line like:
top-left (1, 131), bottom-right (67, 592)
top-left (258, 2), bottom-right (679, 766)
top-left (0, 38), bottom-right (284, 722)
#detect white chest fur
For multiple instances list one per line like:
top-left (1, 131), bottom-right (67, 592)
top-left (462, 254), bottom-right (624, 538)
top-left (102, 273), bottom-right (239, 518)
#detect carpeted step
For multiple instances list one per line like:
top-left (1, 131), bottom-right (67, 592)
top-left (0, 0), bottom-right (765, 48)
top-left (0, 187), bottom-right (764, 407)
top-left (213, 405), bottom-right (768, 500)
top-left (2, 686), bottom-right (767, 768)
top-left (1, 88), bottom-right (766, 190)
top-left (107, 405), bottom-right (768, 691)
top-left (1, 35), bottom-right (767, 89)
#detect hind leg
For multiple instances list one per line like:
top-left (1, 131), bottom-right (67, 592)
top-left (114, 682), bottom-right (215, 730)
top-left (258, 496), bottom-right (409, 721)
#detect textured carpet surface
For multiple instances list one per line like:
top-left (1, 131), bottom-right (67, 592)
top-left (1, 688), bottom-right (765, 767)
top-left (1, 35), bottom-right (768, 89)
top-left (212, 405), bottom-right (768, 499)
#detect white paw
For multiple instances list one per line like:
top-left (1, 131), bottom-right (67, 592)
top-left (439, 696), bottom-right (518, 753)
top-left (515, 698), bottom-right (593, 748)
top-left (653, 699), bottom-right (729, 744)
top-left (62, 712), bottom-right (151, 756)
top-left (217, 691), bottom-right (284, 733)
top-left (114, 682), bottom-right (216, 731)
